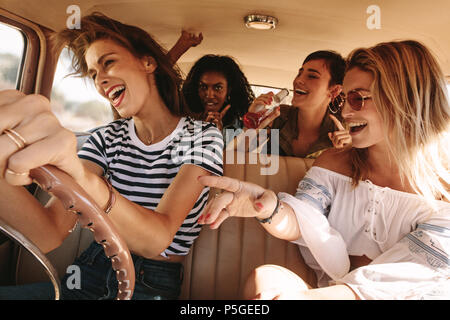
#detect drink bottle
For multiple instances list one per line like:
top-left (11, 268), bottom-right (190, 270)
top-left (242, 88), bottom-right (289, 129)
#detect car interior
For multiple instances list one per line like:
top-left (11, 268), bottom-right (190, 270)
top-left (0, 0), bottom-right (449, 300)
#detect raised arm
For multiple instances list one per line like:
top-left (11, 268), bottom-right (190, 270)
top-left (167, 30), bottom-right (203, 65)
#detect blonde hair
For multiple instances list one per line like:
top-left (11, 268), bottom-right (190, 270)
top-left (347, 40), bottom-right (450, 203)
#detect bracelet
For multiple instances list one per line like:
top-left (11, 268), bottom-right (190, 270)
top-left (255, 193), bottom-right (282, 224)
top-left (101, 175), bottom-right (116, 214)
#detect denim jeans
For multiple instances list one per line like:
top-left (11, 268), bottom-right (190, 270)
top-left (0, 242), bottom-right (183, 300)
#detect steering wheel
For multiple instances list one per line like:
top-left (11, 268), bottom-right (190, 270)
top-left (0, 165), bottom-right (135, 300)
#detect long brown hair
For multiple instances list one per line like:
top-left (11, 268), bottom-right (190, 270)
top-left (54, 12), bottom-right (185, 117)
top-left (347, 40), bottom-right (450, 202)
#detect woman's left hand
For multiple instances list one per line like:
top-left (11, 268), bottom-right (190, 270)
top-left (0, 90), bottom-right (85, 186)
top-left (204, 104), bottom-right (231, 131)
top-left (328, 114), bottom-right (352, 149)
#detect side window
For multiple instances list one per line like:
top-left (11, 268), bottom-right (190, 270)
top-left (51, 47), bottom-right (113, 132)
top-left (0, 22), bottom-right (25, 90)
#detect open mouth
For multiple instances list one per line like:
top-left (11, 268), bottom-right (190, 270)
top-left (107, 85), bottom-right (126, 107)
top-left (348, 121), bottom-right (368, 134)
top-left (294, 88), bottom-right (308, 95)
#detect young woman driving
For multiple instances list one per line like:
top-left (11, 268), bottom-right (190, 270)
top-left (0, 13), bottom-right (223, 300)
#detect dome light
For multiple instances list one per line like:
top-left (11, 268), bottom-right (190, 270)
top-left (244, 14), bottom-right (278, 30)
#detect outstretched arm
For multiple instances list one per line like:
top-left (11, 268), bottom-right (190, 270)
top-left (197, 175), bottom-right (301, 241)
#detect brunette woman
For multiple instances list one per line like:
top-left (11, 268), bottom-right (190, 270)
top-left (0, 13), bottom-right (223, 300)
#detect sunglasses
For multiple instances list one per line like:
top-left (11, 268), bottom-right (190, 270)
top-left (329, 90), bottom-right (372, 114)
top-left (345, 90), bottom-right (372, 111)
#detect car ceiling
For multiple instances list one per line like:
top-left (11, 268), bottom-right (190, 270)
top-left (1, 0), bottom-right (449, 89)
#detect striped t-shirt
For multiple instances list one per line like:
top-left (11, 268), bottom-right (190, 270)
top-left (77, 117), bottom-right (223, 257)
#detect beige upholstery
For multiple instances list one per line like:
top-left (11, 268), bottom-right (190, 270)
top-left (12, 153), bottom-right (316, 299)
top-left (180, 153), bottom-right (315, 299)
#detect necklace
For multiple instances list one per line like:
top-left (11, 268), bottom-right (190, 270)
top-left (142, 134), bottom-right (154, 145)
top-left (136, 117), bottom-right (180, 145)
top-left (136, 132), bottom-right (152, 145)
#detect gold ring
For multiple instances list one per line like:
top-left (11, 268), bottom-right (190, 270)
top-left (3, 128), bottom-right (27, 150)
top-left (5, 168), bottom-right (28, 176)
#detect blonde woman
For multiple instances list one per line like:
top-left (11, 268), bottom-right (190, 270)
top-left (198, 40), bottom-right (450, 299)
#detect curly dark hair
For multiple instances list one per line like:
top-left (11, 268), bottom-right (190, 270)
top-left (182, 55), bottom-right (255, 127)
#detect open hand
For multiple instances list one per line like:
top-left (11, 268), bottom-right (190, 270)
top-left (197, 175), bottom-right (277, 229)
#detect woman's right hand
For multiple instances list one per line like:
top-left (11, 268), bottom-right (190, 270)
top-left (248, 92), bottom-right (274, 113)
top-left (0, 90), bottom-right (85, 186)
top-left (197, 175), bottom-right (278, 229)
top-left (246, 92), bottom-right (281, 129)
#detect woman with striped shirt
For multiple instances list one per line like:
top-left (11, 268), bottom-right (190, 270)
top-left (0, 13), bottom-right (223, 300)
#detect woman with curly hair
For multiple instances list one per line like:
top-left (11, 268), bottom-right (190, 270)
top-left (182, 55), bottom-right (255, 136)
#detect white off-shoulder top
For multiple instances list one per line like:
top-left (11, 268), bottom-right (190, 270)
top-left (279, 166), bottom-right (450, 299)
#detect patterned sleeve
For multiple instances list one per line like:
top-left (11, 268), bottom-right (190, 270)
top-left (77, 128), bottom-right (108, 174)
top-left (279, 166), bottom-right (350, 280)
top-left (180, 122), bottom-right (224, 176)
top-left (337, 212), bottom-right (450, 299)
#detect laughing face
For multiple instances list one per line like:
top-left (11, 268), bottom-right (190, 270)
top-left (197, 71), bottom-right (229, 113)
top-left (85, 39), bottom-right (154, 118)
top-left (291, 59), bottom-right (334, 111)
top-left (341, 67), bottom-right (384, 148)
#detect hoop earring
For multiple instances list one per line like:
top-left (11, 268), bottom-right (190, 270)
top-left (328, 93), bottom-right (344, 114)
